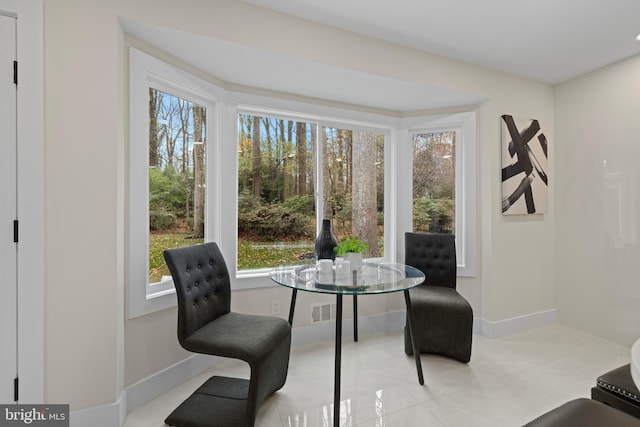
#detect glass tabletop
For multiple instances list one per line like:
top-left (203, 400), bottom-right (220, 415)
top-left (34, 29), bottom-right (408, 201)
top-left (270, 261), bottom-right (425, 295)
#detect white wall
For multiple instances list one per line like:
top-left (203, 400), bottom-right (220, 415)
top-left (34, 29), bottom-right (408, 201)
top-left (43, 0), bottom-right (124, 410)
top-left (42, 0), bottom-right (555, 415)
top-left (555, 54), bottom-right (640, 346)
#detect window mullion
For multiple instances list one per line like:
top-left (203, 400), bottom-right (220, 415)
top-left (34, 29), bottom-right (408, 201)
top-left (314, 122), bottom-right (323, 231)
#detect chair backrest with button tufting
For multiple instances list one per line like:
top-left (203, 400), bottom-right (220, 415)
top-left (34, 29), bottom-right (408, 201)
top-left (405, 232), bottom-right (457, 289)
top-left (164, 242), bottom-right (232, 343)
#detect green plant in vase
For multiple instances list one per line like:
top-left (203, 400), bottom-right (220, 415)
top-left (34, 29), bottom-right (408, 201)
top-left (335, 236), bottom-right (369, 269)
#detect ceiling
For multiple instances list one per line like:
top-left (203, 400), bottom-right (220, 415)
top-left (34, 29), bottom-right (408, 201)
top-left (121, 18), bottom-right (487, 113)
top-left (121, 0), bottom-right (640, 113)
top-left (243, 0), bottom-right (640, 84)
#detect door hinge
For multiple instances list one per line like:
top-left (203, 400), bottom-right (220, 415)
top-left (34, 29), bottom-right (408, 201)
top-left (13, 61), bottom-right (17, 85)
top-left (13, 220), bottom-right (18, 243)
top-left (14, 377), bottom-right (18, 402)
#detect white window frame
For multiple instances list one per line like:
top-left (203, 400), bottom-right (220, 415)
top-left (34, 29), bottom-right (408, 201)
top-left (128, 48), bottom-right (223, 318)
top-left (401, 111), bottom-right (477, 277)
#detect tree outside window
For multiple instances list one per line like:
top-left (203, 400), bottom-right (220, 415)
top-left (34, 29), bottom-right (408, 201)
top-left (322, 127), bottom-right (384, 258)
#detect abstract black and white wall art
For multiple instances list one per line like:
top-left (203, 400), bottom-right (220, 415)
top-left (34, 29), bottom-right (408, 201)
top-left (501, 114), bottom-right (548, 215)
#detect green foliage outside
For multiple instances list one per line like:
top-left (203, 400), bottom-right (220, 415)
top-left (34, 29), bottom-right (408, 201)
top-left (149, 166), bottom-right (191, 230)
top-left (236, 115), bottom-right (386, 266)
top-left (149, 232), bottom-right (204, 283)
top-left (282, 195), bottom-right (314, 216)
top-left (151, 186), bottom-right (315, 279)
top-left (235, 189), bottom-right (316, 269)
top-left (148, 115), bottom-right (458, 275)
top-left (149, 210), bottom-right (176, 231)
top-left (150, 175), bottom-right (453, 277)
top-left (413, 198), bottom-right (454, 233)
top-left (238, 197), bottom-right (313, 240)
top-left (148, 164), bottom-right (200, 280)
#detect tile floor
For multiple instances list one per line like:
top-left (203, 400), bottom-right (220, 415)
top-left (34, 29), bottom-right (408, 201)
top-left (123, 324), bottom-right (630, 426)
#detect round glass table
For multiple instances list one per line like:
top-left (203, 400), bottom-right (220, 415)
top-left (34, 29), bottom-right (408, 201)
top-left (270, 261), bottom-right (426, 427)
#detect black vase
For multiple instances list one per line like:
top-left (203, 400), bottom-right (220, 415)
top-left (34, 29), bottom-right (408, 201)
top-left (315, 219), bottom-right (338, 261)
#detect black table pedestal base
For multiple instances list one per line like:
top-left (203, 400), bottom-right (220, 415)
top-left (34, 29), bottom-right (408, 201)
top-left (287, 289), bottom-right (425, 425)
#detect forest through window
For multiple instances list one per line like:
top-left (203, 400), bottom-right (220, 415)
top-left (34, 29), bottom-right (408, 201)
top-left (147, 88), bottom-right (206, 284)
top-left (237, 112), bottom-right (385, 271)
top-left (412, 130), bottom-right (456, 234)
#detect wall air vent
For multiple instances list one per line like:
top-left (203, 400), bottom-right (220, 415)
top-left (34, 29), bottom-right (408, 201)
top-left (311, 302), bottom-right (336, 323)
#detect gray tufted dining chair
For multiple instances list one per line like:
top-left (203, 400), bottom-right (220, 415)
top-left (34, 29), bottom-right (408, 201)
top-left (404, 232), bottom-right (473, 363)
top-left (163, 242), bottom-right (291, 427)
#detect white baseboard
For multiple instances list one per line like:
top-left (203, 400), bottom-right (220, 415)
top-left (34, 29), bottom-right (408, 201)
top-left (75, 308), bottom-right (556, 426)
top-left (71, 354), bottom-right (225, 427)
top-left (70, 393), bottom-right (125, 427)
top-left (476, 309), bottom-right (557, 338)
top-left (126, 352), bottom-right (223, 413)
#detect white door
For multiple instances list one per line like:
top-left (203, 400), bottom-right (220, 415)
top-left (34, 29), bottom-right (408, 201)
top-left (0, 13), bottom-right (17, 403)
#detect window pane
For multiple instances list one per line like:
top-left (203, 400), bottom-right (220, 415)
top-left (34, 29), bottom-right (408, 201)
top-left (148, 88), bottom-right (206, 283)
top-left (237, 113), bottom-right (316, 270)
top-left (322, 127), bottom-right (384, 257)
top-left (412, 131), bottom-right (455, 234)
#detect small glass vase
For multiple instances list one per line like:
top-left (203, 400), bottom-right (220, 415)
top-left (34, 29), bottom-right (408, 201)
top-left (315, 219), bottom-right (338, 261)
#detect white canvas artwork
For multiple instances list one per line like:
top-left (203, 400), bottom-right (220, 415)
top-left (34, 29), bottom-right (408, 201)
top-left (501, 115), bottom-right (548, 215)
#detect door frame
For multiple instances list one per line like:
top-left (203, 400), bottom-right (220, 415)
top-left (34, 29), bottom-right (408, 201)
top-left (0, 11), bottom-right (17, 405)
top-left (0, 0), bottom-right (44, 403)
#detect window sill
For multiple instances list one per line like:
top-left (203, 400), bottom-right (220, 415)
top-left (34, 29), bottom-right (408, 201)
top-left (128, 273), bottom-right (280, 318)
top-left (128, 286), bottom-right (177, 319)
top-left (233, 270), bottom-right (281, 291)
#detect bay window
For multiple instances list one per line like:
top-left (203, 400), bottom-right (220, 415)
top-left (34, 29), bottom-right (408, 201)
top-left (128, 47), bottom-right (476, 317)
